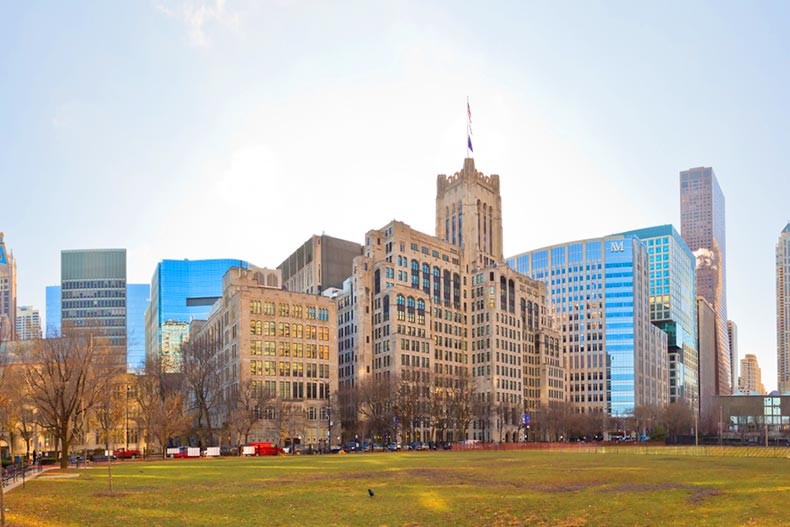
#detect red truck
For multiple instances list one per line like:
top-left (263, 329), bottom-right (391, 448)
top-left (113, 448), bottom-right (141, 460)
top-left (245, 442), bottom-right (283, 456)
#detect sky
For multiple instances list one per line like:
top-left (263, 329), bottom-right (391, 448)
top-left (2, 0), bottom-right (789, 390)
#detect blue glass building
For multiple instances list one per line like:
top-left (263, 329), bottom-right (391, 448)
top-left (45, 285), bottom-right (61, 337)
top-left (126, 283), bottom-right (150, 370)
top-left (145, 259), bottom-right (248, 370)
top-left (619, 225), bottom-right (697, 405)
top-left (508, 235), bottom-right (668, 417)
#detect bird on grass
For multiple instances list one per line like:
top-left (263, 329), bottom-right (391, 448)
top-left (368, 488), bottom-right (375, 498)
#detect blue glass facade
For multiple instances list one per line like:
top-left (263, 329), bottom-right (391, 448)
top-left (619, 225), bottom-right (698, 405)
top-left (145, 259), bottom-right (248, 367)
top-left (508, 236), bottom-right (667, 417)
top-left (45, 285), bottom-right (61, 337)
top-left (126, 283), bottom-right (150, 370)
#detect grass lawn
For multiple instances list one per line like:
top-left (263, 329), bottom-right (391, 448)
top-left (5, 449), bottom-right (790, 527)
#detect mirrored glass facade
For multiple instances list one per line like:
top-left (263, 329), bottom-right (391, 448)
top-left (126, 283), bottom-right (150, 370)
top-left (509, 235), bottom-right (668, 416)
top-left (45, 285), bottom-right (61, 337)
top-left (145, 259), bottom-right (248, 369)
top-left (619, 225), bottom-right (697, 405)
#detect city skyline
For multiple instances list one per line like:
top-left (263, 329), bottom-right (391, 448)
top-left (3, 2), bottom-right (790, 390)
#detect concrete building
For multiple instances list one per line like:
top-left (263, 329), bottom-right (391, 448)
top-left (45, 285), bottom-right (61, 337)
top-left (61, 249), bottom-right (127, 368)
top-left (0, 232), bottom-right (17, 341)
top-left (145, 258), bottom-right (248, 372)
top-left (193, 266), bottom-right (338, 449)
top-left (697, 297), bottom-right (718, 431)
top-left (277, 235), bottom-right (362, 295)
top-left (777, 224), bottom-right (790, 393)
top-left (509, 235), bottom-right (668, 417)
top-left (737, 354), bottom-right (765, 395)
top-left (728, 320), bottom-right (739, 393)
top-left (16, 305), bottom-right (41, 341)
top-left (680, 167), bottom-right (731, 395)
top-left (620, 225), bottom-right (697, 406)
top-left (717, 394), bottom-right (789, 444)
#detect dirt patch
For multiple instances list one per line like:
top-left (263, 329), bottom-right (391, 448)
top-left (687, 487), bottom-right (720, 504)
top-left (600, 482), bottom-right (721, 504)
top-left (92, 492), bottom-right (130, 498)
top-left (533, 482), bottom-right (600, 494)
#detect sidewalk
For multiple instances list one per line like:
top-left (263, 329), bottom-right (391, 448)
top-left (2, 466), bottom-right (56, 493)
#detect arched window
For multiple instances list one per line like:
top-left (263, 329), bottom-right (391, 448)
top-left (417, 299), bottom-right (425, 312)
top-left (397, 295), bottom-right (405, 306)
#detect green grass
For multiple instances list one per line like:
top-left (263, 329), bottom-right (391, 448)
top-left (6, 450), bottom-right (790, 527)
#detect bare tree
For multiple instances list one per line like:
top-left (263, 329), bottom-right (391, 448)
top-left (181, 331), bottom-right (223, 447)
top-left (633, 404), bottom-right (662, 439)
top-left (0, 333), bottom-right (9, 527)
top-left (23, 333), bottom-right (115, 469)
top-left (93, 379), bottom-right (126, 492)
top-left (355, 376), bottom-right (397, 442)
top-left (447, 373), bottom-right (475, 442)
top-left (225, 380), bottom-right (273, 446)
top-left (134, 359), bottom-right (191, 459)
top-left (663, 401), bottom-right (692, 444)
top-left (473, 396), bottom-right (493, 442)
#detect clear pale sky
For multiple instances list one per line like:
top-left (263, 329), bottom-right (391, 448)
top-left (2, 1), bottom-right (788, 390)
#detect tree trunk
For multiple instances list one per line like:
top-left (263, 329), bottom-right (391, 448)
top-left (1, 474), bottom-right (6, 527)
top-left (59, 424), bottom-right (69, 470)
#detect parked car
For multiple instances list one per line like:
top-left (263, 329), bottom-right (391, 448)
top-left (113, 448), bottom-right (141, 460)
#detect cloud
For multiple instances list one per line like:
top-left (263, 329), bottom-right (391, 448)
top-left (155, 0), bottom-right (240, 47)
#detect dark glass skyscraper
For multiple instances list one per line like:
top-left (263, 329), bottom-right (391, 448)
top-left (145, 259), bottom-right (248, 370)
top-left (680, 167), bottom-right (730, 395)
top-left (61, 249), bottom-right (127, 368)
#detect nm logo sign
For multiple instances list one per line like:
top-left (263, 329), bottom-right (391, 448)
top-left (609, 241), bottom-right (624, 253)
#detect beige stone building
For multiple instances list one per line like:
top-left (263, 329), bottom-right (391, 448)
top-left (737, 354), bottom-right (766, 395)
top-left (336, 158), bottom-right (564, 443)
top-left (193, 266), bottom-right (338, 448)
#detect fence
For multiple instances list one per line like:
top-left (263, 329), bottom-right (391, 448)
top-left (451, 442), bottom-right (790, 459)
top-left (2, 462), bottom-right (43, 488)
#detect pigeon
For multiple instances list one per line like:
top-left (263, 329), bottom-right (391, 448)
top-left (368, 488), bottom-right (375, 497)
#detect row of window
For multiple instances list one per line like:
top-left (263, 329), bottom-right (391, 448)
top-left (250, 360), bottom-right (331, 379)
top-left (250, 321), bottom-right (331, 340)
top-left (249, 301), bottom-right (329, 321)
top-left (249, 340), bottom-right (330, 360)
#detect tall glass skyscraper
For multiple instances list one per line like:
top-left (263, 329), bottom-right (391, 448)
top-left (509, 235), bottom-right (668, 417)
top-left (45, 285), bottom-right (61, 337)
top-left (777, 224), bottom-right (790, 393)
top-left (619, 225), bottom-right (697, 405)
top-left (61, 249), bottom-right (127, 368)
top-left (145, 259), bottom-right (248, 371)
top-left (680, 167), bottom-right (730, 395)
top-left (126, 283), bottom-right (150, 370)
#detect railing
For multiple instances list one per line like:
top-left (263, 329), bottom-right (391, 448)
top-left (451, 442), bottom-right (790, 459)
top-left (1, 462), bottom-right (43, 488)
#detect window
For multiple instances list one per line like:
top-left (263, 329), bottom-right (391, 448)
top-left (264, 302), bottom-right (276, 315)
top-left (250, 300), bottom-right (261, 314)
top-left (279, 303), bottom-right (290, 316)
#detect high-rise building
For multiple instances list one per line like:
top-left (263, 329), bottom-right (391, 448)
top-left (45, 285), bottom-right (61, 337)
top-left (337, 159), bottom-right (562, 443)
top-left (509, 235), bottom-right (669, 417)
top-left (192, 266), bottom-right (338, 448)
top-left (728, 320), bottom-right (739, 393)
top-left (0, 233), bottom-right (17, 341)
top-left (619, 226), bottom-right (697, 406)
top-left (145, 258), bottom-right (248, 371)
top-left (777, 223), bottom-right (790, 393)
top-left (16, 305), bottom-right (41, 341)
top-left (680, 167), bottom-right (730, 395)
top-left (697, 297), bottom-right (717, 430)
top-left (61, 249), bottom-right (127, 368)
top-left (737, 354), bottom-right (765, 395)
top-left (277, 235), bottom-right (362, 295)
top-left (126, 283), bottom-right (150, 370)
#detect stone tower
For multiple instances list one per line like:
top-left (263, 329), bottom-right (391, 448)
top-left (435, 158), bottom-right (503, 271)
